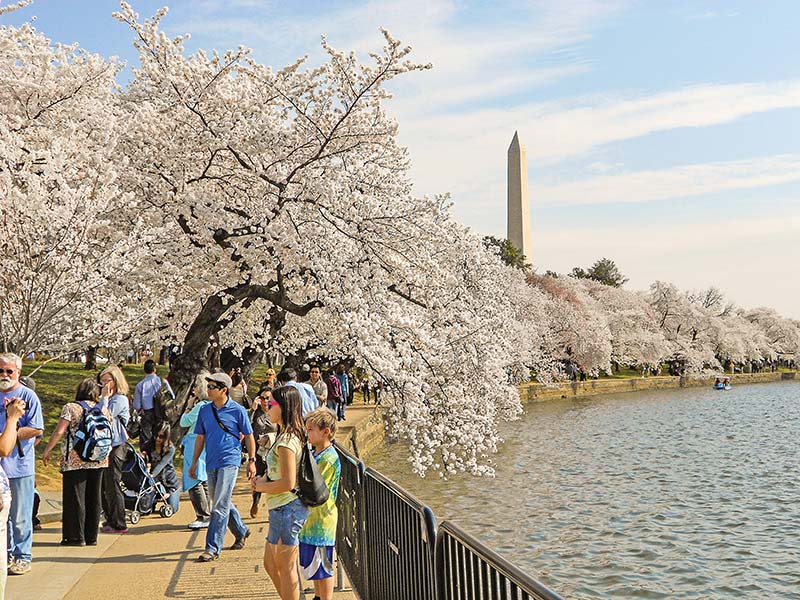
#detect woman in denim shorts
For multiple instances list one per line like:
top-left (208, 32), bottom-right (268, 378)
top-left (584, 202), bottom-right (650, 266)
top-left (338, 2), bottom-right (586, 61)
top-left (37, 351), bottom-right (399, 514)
top-left (251, 386), bottom-right (308, 599)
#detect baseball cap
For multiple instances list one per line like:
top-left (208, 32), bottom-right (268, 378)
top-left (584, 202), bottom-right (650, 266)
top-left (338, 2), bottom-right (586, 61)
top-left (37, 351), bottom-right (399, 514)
top-left (206, 372), bottom-right (233, 389)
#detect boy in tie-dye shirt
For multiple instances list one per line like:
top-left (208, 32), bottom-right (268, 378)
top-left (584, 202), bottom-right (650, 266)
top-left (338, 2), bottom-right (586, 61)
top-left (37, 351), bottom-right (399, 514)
top-left (298, 409), bottom-right (341, 600)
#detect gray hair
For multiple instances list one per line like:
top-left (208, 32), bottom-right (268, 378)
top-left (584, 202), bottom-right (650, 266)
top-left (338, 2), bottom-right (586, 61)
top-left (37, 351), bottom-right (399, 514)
top-left (193, 370), bottom-right (211, 401)
top-left (0, 353), bottom-right (22, 369)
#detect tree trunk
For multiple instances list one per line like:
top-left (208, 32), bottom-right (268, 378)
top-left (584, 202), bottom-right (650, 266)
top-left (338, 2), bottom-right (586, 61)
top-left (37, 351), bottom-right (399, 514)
top-left (168, 296), bottom-right (230, 425)
top-left (240, 347), bottom-right (264, 385)
top-left (84, 346), bottom-right (97, 371)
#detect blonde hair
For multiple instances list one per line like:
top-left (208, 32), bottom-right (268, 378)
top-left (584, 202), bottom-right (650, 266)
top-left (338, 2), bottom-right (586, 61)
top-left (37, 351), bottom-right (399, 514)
top-left (100, 365), bottom-right (130, 396)
top-left (305, 407), bottom-right (337, 437)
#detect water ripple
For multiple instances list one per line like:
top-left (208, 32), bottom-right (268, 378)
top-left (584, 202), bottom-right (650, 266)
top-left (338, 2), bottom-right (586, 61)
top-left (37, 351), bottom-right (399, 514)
top-left (369, 381), bottom-right (800, 599)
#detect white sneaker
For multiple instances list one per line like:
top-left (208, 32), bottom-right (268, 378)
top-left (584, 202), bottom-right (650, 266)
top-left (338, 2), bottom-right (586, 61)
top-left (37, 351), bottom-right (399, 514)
top-left (188, 520), bottom-right (210, 530)
top-left (8, 560), bottom-right (31, 575)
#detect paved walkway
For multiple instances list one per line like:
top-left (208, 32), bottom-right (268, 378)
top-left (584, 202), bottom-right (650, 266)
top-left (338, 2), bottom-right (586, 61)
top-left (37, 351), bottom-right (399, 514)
top-left (10, 405), bottom-right (377, 600)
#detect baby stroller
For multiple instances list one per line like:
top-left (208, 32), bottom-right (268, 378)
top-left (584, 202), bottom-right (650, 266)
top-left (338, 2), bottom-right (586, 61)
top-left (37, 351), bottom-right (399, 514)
top-left (120, 442), bottom-right (175, 524)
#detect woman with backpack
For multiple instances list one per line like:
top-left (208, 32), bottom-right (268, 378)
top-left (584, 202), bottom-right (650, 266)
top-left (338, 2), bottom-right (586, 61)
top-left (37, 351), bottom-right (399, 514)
top-left (250, 385), bottom-right (309, 600)
top-left (42, 378), bottom-right (112, 546)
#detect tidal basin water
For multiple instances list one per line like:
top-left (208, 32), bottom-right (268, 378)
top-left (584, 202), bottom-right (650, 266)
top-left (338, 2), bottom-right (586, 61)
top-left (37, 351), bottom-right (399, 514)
top-left (368, 381), bottom-right (800, 599)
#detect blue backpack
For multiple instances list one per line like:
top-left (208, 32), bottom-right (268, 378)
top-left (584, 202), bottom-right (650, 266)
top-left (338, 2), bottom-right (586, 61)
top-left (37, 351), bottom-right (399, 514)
top-left (72, 401), bottom-right (113, 462)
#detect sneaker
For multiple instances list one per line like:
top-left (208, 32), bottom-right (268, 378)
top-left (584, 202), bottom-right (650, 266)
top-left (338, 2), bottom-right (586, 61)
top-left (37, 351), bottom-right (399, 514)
top-left (188, 520), bottom-right (210, 530)
top-left (60, 539), bottom-right (86, 547)
top-left (8, 560), bottom-right (31, 575)
top-left (101, 525), bottom-right (129, 534)
top-left (230, 529), bottom-right (251, 550)
top-left (197, 551), bottom-right (218, 562)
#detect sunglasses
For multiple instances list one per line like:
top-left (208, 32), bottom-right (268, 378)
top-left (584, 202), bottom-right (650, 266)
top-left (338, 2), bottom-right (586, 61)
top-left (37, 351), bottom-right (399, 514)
top-left (0, 369), bottom-right (16, 375)
top-left (207, 382), bottom-right (226, 390)
top-left (267, 400), bottom-right (279, 408)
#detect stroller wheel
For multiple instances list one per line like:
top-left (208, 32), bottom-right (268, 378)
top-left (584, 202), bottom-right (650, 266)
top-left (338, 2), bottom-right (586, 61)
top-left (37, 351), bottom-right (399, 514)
top-left (129, 510), bottom-right (141, 525)
top-left (160, 505), bottom-right (174, 518)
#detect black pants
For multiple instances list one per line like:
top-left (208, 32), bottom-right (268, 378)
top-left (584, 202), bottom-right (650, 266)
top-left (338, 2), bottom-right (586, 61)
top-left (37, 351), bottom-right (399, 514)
top-left (62, 469), bottom-right (103, 544)
top-left (101, 445), bottom-right (127, 529)
top-left (140, 409), bottom-right (156, 451)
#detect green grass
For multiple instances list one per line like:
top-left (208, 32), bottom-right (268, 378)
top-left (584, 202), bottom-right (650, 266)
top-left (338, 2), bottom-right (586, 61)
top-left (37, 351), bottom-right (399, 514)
top-left (22, 360), bottom-right (171, 489)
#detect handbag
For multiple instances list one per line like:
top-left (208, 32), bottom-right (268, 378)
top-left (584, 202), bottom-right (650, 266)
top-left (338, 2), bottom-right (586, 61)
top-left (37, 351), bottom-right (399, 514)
top-left (294, 441), bottom-right (330, 507)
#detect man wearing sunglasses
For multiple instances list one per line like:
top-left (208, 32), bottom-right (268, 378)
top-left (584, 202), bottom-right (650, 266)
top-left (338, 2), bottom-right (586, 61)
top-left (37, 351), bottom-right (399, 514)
top-left (189, 372), bottom-right (256, 562)
top-left (0, 353), bottom-right (44, 576)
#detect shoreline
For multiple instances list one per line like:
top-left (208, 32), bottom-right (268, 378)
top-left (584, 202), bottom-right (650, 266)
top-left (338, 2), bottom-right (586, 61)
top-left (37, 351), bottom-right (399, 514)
top-left (519, 370), bottom-right (797, 404)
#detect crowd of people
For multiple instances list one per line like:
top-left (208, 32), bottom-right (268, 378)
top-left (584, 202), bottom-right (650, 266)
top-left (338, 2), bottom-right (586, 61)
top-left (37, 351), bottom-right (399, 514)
top-left (0, 352), bottom-right (366, 600)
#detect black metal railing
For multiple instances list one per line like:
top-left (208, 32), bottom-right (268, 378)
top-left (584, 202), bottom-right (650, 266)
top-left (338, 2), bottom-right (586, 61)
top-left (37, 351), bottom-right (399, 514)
top-left (333, 443), bottom-right (562, 600)
top-left (335, 443), bottom-right (369, 597)
top-left (362, 467), bottom-right (438, 600)
top-left (436, 521), bottom-right (563, 600)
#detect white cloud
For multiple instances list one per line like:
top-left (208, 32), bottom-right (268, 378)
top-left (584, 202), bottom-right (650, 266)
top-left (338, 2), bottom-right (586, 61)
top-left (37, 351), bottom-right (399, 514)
top-left (530, 154), bottom-right (800, 206)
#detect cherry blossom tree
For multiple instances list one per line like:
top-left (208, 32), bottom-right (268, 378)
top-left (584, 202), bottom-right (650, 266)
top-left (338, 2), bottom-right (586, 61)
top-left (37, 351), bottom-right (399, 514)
top-left (0, 12), bottom-right (163, 357)
top-left (111, 3), bottom-right (567, 475)
top-left (579, 280), bottom-right (670, 371)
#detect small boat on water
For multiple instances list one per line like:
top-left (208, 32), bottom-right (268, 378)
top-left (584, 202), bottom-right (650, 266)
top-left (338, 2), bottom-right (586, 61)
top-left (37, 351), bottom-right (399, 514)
top-left (713, 377), bottom-right (732, 390)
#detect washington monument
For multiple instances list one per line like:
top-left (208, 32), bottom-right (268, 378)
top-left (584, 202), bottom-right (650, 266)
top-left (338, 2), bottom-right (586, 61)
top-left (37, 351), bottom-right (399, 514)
top-left (507, 131), bottom-right (532, 262)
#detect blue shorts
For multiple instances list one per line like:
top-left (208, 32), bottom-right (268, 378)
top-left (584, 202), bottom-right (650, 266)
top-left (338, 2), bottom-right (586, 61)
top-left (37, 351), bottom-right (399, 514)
top-left (299, 543), bottom-right (335, 580)
top-left (266, 498), bottom-right (309, 546)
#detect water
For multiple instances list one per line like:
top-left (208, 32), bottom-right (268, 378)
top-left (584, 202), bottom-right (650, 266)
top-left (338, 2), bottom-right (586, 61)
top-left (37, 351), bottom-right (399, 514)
top-left (367, 381), bottom-right (800, 599)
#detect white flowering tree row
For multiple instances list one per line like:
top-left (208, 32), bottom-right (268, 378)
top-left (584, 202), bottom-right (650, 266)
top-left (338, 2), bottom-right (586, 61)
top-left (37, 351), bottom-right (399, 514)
top-left (525, 275), bottom-right (800, 378)
top-left (1, 3), bottom-right (798, 474)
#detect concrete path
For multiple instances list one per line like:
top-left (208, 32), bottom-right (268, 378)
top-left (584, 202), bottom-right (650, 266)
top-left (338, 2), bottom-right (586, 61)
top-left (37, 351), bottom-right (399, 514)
top-left (9, 405), bottom-right (378, 600)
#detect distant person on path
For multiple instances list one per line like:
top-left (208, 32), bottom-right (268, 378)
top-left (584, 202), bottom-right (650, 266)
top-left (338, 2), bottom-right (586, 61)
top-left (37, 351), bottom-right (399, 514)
top-left (262, 368), bottom-right (277, 390)
top-left (0, 395), bottom-right (25, 597)
top-left (189, 372), bottom-right (256, 562)
top-left (298, 409), bottom-right (341, 600)
top-left (249, 384), bottom-right (277, 518)
top-left (277, 368), bottom-right (317, 416)
top-left (250, 386), bottom-right (309, 600)
top-left (309, 365), bottom-right (327, 408)
top-left (180, 372), bottom-right (212, 529)
top-left (228, 367), bottom-right (248, 406)
top-left (0, 353), bottom-right (44, 576)
top-left (133, 359), bottom-right (173, 451)
top-left (360, 378), bottom-right (370, 404)
top-left (324, 370), bottom-right (342, 415)
top-left (148, 423), bottom-right (180, 514)
top-left (99, 366), bottom-right (131, 534)
top-left (42, 378), bottom-right (111, 548)
top-left (335, 365), bottom-right (349, 421)
top-left (167, 336), bottom-right (182, 368)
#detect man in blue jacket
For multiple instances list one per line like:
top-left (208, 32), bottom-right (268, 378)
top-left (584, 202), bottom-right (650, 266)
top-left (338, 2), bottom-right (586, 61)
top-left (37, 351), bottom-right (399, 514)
top-left (189, 372), bottom-right (256, 562)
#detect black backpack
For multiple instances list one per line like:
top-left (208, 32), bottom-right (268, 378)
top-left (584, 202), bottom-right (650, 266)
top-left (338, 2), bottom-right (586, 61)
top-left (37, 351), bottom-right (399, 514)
top-left (294, 441), bottom-right (330, 507)
top-left (152, 379), bottom-right (175, 422)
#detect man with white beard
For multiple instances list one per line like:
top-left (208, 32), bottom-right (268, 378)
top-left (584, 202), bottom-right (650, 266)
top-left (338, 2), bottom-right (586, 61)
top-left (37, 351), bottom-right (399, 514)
top-left (0, 354), bottom-right (44, 575)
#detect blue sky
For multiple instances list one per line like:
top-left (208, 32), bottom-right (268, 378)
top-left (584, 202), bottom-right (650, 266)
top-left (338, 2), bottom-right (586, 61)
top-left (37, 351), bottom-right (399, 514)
top-left (4, 0), bottom-right (799, 318)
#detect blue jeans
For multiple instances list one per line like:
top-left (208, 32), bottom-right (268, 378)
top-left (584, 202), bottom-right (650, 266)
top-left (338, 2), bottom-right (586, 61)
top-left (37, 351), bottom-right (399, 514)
top-left (267, 498), bottom-right (309, 546)
top-left (205, 466), bottom-right (248, 555)
top-left (8, 475), bottom-right (34, 562)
